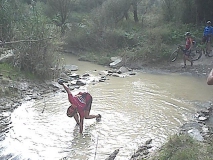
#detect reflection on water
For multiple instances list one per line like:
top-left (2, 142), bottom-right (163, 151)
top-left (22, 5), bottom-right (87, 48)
top-left (1, 54), bottom-right (213, 160)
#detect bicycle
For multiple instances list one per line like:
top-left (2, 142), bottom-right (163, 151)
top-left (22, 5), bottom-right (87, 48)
top-left (196, 41), bottom-right (213, 57)
top-left (170, 42), bottom-right (202, 62)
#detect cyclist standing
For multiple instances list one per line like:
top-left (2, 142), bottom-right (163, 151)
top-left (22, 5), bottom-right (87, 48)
top-left (202, 21), bottom-right (213, 54)
top-left (182, 32), bottom-right (193, 68)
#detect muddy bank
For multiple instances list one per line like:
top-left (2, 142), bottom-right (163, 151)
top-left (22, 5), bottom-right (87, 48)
top-left (124, 57), bottom-right (212, 78)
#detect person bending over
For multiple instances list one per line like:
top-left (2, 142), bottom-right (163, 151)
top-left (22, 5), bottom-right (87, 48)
top-left (58, 79), bottom-right (101, 134)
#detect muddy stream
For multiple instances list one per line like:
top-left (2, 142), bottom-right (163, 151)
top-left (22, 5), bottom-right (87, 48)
top-left (1, 54), bottom-right (213, 160)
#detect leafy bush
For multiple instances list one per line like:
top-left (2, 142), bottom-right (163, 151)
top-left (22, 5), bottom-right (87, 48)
top-left (92, 0), bottom-right (131, 28)
top-left (65, 22), bottom-right (138, 52)
top-left (11, 2), bottom-right (58, 79)
top-left (0, 1), bottom-right (17, 41)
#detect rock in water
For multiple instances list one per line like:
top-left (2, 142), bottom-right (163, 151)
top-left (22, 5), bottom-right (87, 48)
top-left (105, 149), bottom-right (119, 160)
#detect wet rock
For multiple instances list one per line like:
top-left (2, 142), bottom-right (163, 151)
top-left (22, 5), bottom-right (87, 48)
top-left (99, 70), bottom-right (109, 76)
top-left (145, 138), bottom-right (152, 145)
top-left (70, 73), bottom-right (80, 79)
top-left (130, 139), bottom-right (153, 160)
top-left (99, 76), bottom-right (107, 82)
top-left (111, 73), bottom-right (120, 77)
top-left (117, 66), bottom-right (129, 73)
top-left (129, 72), bottom-right (136, 75)
top-left (105, 149), bottom-right (119, 160)
top-left (188, 128), bottom-right (204, 141)
top-left (82, 73), bottom-right (90, 77)
top-left (99, 79), bottom-right (105, 82)
top-left (60, 72), bottom-right (70, 81)
top-left (180, 103), bottom-right (213, 143)
top-left (31, 93), bottom-right (40, 99)
top-left (108, 70), bottom-right (116, 74)
top-left (63, 64), bottom-right (78, 71)
top-left (0, 154), bottom-right (13, 160)
top-left (76, 80), bottom-right (86, 86)
top-left (110, 57), bottom-right (122, 68)
top-left (180, 122), bottom-right (202, 133)
top-left (202, 125), bottom-right (209, 134)
top-left (0, 133), bottom-right (5, 141)
top-left (201, 108), bottom-right (210, 116)
top-left (199, 116), bottom-right (209, 121)
top-left (24, 96), bottom-right (32, 101)
top-left (1, 125), bottom-right (12, 133)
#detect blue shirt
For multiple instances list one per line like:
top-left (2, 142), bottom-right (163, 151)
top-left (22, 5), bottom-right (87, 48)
top-left (203, 26), bottom-right (213, 36)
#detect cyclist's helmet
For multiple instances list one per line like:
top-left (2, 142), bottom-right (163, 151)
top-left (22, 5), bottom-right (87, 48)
top-left (207, 21), bottom-right (211, 24)
top-left (185, 32), bottom-right (191, 36)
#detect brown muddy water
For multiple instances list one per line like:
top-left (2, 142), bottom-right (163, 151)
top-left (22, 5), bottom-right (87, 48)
top-left (1, 54), bottom-right (213, 160)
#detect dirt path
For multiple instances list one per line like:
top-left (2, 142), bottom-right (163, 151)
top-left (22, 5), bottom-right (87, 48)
top-left (141, 54), bottom-right (213, 79)
top-left (170, 54), bottom-right (212, 75)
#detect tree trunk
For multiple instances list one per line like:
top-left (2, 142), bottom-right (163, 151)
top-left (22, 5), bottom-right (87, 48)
top-left (132, 1), bottom-right (139, 23)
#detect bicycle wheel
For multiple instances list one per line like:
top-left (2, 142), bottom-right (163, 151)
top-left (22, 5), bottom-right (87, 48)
top-left (190, 47), bottom-right (202, 61)
top-left (170, 50), bottom-right (179, 62)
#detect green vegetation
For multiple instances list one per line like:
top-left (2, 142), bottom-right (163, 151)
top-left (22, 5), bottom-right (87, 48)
top-left (0, 63), bottom-right (23, 80)
top-left (1, 0), bottom-right (213, 76)
top-left (0, 63), bottom-right (36, 97)
top-left (151, 134), bottom-right (213, 160)
top-left (0, 63), bottom-right (36, 80)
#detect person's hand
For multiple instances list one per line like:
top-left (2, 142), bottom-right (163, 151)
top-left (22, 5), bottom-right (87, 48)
top-left (58, 79), bottom-right (64, 85)
top-left (96, 114), bottom-right (101, 122)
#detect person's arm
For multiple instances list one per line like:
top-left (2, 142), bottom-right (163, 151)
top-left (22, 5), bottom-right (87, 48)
top-left (189, 38), bottom-right (193, 50)
top-left (62, 84), bottom-right (71, 94)
top-left (207, 68), bottom-right (213, 85)
top-left (58, 79), bottom-right (71, 94)
top-left (74, 113), bottom-right (80, 125)
top-left (79, 117), bottom-right (84, 134)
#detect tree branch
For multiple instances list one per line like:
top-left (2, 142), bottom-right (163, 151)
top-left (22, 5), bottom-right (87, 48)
top-left (0, 37), bottom-right (53, 46)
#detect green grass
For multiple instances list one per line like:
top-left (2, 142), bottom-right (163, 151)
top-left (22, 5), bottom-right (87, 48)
top-left (0, 63), bottom-right (36, 80)
top-left (151, 134), bottom-right (213, 160)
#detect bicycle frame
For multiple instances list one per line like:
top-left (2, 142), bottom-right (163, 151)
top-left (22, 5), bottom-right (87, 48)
top-left (170, 43), bottom-right (202, 62)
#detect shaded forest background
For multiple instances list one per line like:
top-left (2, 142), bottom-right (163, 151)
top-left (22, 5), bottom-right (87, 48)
top-left (0, 0), bottom-right (213, 79)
